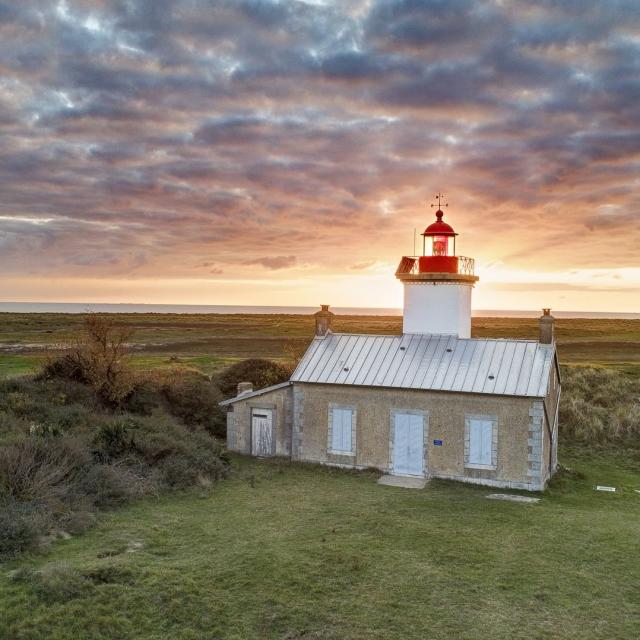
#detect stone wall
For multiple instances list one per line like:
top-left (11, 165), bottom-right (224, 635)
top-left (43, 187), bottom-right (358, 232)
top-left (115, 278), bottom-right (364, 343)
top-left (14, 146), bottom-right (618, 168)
top-left (293, 382), bottom-right (546, 490)
top-left (226, 385), bottom-right (293, 456)
top-left (225, 375), bottom-right (557, 491)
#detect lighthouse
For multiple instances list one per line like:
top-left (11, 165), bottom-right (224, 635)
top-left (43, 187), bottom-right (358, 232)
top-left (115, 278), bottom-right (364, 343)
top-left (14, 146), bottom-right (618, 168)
top-left (395, 196), bottom-right (478, 338)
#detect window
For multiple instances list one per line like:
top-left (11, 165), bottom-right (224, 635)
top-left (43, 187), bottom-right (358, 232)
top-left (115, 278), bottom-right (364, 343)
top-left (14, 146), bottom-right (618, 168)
top-left (465, 416), bottom-right (497, 469)
top-left (328, 406), bottom-right (355, 455)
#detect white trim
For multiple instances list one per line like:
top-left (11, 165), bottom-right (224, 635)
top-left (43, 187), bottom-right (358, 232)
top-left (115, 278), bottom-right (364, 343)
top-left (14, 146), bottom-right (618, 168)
top-left (219, 381), bottom-right (291, 406)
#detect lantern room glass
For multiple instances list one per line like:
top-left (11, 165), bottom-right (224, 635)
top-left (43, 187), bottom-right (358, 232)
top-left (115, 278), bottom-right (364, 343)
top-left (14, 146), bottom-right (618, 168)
top-left (423, 235), bottom-right (455, 256)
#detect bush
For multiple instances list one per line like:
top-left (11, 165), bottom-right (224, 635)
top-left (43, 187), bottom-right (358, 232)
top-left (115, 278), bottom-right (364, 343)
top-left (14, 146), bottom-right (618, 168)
top-left (40, 316), bottom-right (135, 407)
top-left (94, 419), bottom-right (135, 459)
top-left (132, 418), bottom-right (228, 488)
top-left (0, 500), bottom-right (45, 556)
top-left (216, 358), bottom-right (292, 398)
top-left (0, 437), bottom-right (90, 503)
top-left (0, 365), bottom-right (229, 558)
top-left (125, 379), bottom-right (163, 416)
top-left (0, 378), bottom-right (99, 435)
top-left (161, 374), bottom-right (226, 437)
top-left (79, 464), bottom-right (131, 508)
top-left (559, 367), bottom-right (640, 444)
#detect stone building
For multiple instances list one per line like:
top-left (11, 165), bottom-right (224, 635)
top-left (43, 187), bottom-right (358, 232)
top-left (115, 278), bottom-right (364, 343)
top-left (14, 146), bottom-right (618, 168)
top-left (221, 205), bottom-right (560, 491)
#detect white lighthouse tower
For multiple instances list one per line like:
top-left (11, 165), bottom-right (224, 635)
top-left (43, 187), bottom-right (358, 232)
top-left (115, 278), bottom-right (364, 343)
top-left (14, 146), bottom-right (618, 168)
top-left (395, 195), bottom-right (478, 338)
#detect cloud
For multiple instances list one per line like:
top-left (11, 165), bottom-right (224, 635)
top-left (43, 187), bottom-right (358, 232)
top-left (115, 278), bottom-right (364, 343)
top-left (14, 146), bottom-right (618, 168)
top-left (350, 261), bottom-right (376, 270)
top-left (0, 0), bottom-right (637, 296)
top-left (247, 255), bottom-right (297, 270)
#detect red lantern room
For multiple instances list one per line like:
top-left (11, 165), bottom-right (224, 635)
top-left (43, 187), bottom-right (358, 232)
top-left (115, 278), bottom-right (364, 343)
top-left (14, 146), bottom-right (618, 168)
top-left (395, 193), bottom-right (477, 279)
top-left (419, 201), bottom-right (458, 274)
top-left (422, 208), bottom-right (457, 255)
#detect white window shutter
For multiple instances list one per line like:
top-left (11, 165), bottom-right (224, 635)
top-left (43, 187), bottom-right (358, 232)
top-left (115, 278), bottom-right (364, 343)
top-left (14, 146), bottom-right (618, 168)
top-left (342, 410), bottom-right (352, 452)
top-left (469, 420), bottom-right (481, 464)
top-left (330, 408), bottom-right (353, 453)
top-left (468, 418), bottom-right (494, 466)
top-left (331, 408), bottom-right (342, 451)
top-left (480, 420), bottom-right (492, 465)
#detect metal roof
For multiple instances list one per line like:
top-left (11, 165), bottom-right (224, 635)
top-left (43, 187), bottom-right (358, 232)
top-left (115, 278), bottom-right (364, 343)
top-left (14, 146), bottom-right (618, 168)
top-left (290, 333), bottom-right (555, 398)
top-left (219, 381), bottom-right (292, 406)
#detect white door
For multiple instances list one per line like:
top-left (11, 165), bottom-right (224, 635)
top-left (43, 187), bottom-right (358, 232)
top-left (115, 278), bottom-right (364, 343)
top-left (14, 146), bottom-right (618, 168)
top-left (393, 413), bottom-right (424, 476)
top-left (251, 409), bottom-right (273, 457)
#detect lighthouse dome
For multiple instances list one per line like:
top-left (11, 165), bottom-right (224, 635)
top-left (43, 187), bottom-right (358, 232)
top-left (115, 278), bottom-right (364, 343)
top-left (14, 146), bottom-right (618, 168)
top-left (422, 209), bottom-right (457, 237)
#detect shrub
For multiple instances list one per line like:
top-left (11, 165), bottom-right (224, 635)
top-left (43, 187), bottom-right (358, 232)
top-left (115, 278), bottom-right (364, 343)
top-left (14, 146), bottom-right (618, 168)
top-left (131, 417), bottom-right (229, 488)
top-left (0, 411), bottom-right (30, 438)
top-left (41, 316), bottom-right (135, 407)
top-left (79, 464), bottom-right (131, 508)
top-left (0, 436), bottom-right (90, 503)
top-left (94, 419), bottom-right (135, 459)
top-left (216, 358), bottom-right (292, 398)
top-left (0, 378), bottom-right (99, 435)
top-left (0, 362), bottom-right (229, 558)
top-left (161, 374), bottom-right (226, 437)
top-left (58, 495), bottom-right (97, 535)
top-left (0, 500), bottom-right (45, 556)
top-left (125, 379), bottom-right (163, 416)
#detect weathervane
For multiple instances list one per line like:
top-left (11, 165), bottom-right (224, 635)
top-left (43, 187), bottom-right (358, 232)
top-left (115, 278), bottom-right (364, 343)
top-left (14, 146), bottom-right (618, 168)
top-left (430, 192), bottom-right (448, 211)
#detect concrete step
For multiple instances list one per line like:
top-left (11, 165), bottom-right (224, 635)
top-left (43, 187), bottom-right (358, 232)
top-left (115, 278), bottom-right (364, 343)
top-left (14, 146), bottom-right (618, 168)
top-left (377, 474), bottom-right (427, 489)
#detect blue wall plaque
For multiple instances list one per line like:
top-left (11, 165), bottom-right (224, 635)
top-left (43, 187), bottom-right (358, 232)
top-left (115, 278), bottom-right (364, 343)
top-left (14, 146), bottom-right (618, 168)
top-left (433, 439), bottom-right (443, 446)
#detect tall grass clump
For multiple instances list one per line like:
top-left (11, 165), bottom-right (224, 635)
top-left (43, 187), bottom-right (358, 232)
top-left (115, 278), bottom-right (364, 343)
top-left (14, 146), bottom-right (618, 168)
top-left (559, 366), bottom-right (640, 445)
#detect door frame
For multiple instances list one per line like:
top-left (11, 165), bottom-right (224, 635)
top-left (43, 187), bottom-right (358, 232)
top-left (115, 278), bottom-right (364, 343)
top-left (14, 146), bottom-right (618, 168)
top-left (251, 407), bottom-right (275, 457)
top-left (389, 409), bottom-right (429, 477)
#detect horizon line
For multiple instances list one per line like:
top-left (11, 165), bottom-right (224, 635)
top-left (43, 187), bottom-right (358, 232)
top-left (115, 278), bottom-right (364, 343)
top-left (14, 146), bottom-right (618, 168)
top-left (0, 301), bottom-right (638, 318)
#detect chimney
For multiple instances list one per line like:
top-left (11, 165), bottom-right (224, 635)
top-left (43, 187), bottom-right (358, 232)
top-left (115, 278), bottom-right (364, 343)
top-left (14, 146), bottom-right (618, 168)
top-left (314, 304), bottom-right (334, 337)
top-left (237, 381), bottom-right (253, 396)
top-left (539, 308), bottom-right (555, 344)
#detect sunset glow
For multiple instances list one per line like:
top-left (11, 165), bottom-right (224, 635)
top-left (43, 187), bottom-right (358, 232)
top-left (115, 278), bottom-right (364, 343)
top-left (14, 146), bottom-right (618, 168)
top-left (1, 1), bottom-right (639, 312)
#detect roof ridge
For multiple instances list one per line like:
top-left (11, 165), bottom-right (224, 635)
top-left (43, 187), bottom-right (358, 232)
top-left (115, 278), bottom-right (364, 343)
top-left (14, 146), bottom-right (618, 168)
top-left (219, 380), bottom-right (292, 406)
top-left (327, 332), bottom-right (543, 344)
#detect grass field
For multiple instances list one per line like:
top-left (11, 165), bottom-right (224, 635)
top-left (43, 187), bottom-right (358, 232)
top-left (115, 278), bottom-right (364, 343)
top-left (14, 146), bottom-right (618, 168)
top-left (1, 451), bottom-right (639, 640)
top-left (1, 314), bottom-right (638, 638)
top-left (1, 313), bottom-right (639, 378)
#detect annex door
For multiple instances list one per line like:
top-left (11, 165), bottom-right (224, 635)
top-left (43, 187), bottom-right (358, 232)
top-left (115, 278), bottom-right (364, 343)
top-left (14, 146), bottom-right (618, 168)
top-left (393, 413), bottom-right (425, 476)
top-left (251, 409), bottom-right (274, 457)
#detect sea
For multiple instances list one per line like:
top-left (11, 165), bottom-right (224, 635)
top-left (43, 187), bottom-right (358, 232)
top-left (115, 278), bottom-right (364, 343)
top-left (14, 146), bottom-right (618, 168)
top-left (0, 302), bottom-right (638, 319)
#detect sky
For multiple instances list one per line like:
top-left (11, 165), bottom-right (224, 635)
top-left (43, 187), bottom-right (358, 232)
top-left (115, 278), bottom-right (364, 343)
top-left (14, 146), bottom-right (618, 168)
top-left (1, 0), bottom-right (639, 312)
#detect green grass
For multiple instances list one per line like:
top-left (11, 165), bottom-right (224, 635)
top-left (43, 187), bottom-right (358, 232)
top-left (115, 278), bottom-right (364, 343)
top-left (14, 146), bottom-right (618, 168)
top-left (129, 354), bottom-right (241, 377)
top-left (0, 354), bottom-right (40, 378)
top-left (1, 450), bottom-right (639, 640)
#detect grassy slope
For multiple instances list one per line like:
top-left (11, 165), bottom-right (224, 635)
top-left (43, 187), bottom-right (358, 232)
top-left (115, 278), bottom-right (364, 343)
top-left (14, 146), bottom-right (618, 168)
top-left (1, 451), bottom-right (639, 640)
top-left (1, 313), bottom-right (639, 378)
top-left (1, 314), bottom-right (638, 638)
